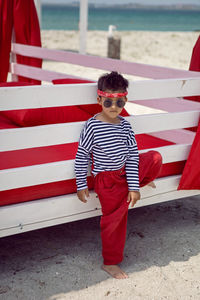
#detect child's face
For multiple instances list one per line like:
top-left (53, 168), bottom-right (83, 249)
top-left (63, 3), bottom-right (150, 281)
top-left (97, 90), bottom-right (127, 120)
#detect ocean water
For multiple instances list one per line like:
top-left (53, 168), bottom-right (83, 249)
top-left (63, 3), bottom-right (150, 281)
top-left (41, 5), bottom-right (200, 32)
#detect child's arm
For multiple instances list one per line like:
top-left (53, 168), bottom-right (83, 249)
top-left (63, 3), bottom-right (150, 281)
top-left (125, 125), bottom-right (140, 192)
top-left (75, 120), bottom-right (94, 202)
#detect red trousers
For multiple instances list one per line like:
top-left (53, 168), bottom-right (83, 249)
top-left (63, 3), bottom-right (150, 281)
top-left (94, 150), bottom-right (162, 265)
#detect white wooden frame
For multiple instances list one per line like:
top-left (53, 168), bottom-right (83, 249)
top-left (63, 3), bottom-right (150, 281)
top-left (1, 43), bottom-right (200, 238)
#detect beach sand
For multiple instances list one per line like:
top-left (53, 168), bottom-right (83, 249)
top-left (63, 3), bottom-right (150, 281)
top-left (41, 30), bottom-right (200, 81)
top-left (0, 196), bottom-right (200, 300)
top-left (1, 31), bottom-right (200, 299)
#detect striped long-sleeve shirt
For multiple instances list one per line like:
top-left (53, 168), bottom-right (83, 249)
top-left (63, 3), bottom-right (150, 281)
top-left (75, 115), bottom-right (139, 191)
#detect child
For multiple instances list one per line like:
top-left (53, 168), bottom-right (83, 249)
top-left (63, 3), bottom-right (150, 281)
top-left (75, 71), bottom-right (162, 279)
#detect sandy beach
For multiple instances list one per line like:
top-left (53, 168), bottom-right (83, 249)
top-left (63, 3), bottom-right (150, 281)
top-left (1, 30), bottom-right (200, 299)
top-left (0, 196), bottom-right (200, 300)
top-left (41, 30), bottom-right (200, 81)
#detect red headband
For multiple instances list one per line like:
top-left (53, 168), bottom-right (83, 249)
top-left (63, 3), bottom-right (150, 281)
top-left (97, 90), bottom-right (128, 98)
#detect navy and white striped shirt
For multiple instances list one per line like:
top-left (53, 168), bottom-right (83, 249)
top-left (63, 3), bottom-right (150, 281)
top-left (75, 115), bottom-right (139, 191)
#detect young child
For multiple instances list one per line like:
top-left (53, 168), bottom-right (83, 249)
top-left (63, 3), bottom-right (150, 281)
top-left (75, 71), bottom-right (162, 279)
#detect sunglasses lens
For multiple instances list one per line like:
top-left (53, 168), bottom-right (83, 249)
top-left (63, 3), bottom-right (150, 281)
top-left (117, 99), bottom-right (125, 108)
top-left (103, 99), bottom-right (112, 108)
top-left (103, 98), bottom-right (126, 108)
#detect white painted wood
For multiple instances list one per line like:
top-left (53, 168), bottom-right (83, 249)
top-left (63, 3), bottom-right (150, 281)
top-left (10, 62), bottom-right (92, 83)
top-left (0, 191), bottom-right (100, 231)
top-left (135, 190), bottom-right (200, 209)
top-left (125, 101), bottom-right (166, 115)
top-left (34, 0), bottom-right (41, 25)
top-left (0, 143), bottom-right (192, 191)
top-left (132, 97), bottom-right (200, 114)
top-left (79, 0), bottom-right (88, 54)
top-left (0, 176), bottom-right (182, 227)
top-left (11, 43), bottom-right (200, 79)
top-left (10, 63), bottom-right (93, 82)
top-left (0, 209), bottom-right (102, 238)
top-left (0, 159), bottom-right (75, 191)
top-left (10, 31), bottom-right (18, 81)
top-left (139, 143), bottom-right (192, 163)
top-left (0, 175), bottom-right (199, 238)
top-left (0, 122), bottom-right (84, 151)
top-left (0, 84), bottom-right (97, 110)
top-left (128, 77), bottom-right (200, 100)
top-left (129, 111), bottom-right (200, 134)
top-left (149, 129), bottom-right (195, 145)
top-left (0, 111), bottom-right (199, 152)
top-left (1, 78), bottom-right (200, 111)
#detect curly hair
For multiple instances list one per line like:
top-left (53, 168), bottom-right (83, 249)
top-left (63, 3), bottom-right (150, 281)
top-left (97, 71), bottom-right (129, 92)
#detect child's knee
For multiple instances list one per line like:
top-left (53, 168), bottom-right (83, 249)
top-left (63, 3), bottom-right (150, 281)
top-left (145, 150), bottom-right (162, 173)
top-left (149, 151), bottom-right (163, 177)
top-left (150, 150), bottom-right (163, 166)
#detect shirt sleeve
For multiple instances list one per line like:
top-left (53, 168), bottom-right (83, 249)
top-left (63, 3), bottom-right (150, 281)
top-left (125, 123), bottom-right (140, 191)
top-left (75, 120), bottom-right (94, 190)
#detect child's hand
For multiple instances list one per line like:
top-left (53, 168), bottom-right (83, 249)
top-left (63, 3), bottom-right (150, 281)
top-left (77, 188), bottom-right (89, 203)
top-left (127, 191), bottom-right (141, 208)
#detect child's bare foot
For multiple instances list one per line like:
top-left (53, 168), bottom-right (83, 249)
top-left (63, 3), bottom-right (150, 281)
top-left (102, 264), bottom-right (128, 279)
top-left (147, 181), bottom-right (156, 188)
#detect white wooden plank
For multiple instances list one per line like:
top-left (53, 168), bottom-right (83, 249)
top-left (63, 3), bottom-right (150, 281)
top-left (149, 129), bottom-right (195, 145)
top-left (135, 190), bottom-right (200, 209)
top-left (140, 175), bottom-right (180, 199)
top-left (0, 176), bottom-right (180, 230)
top-left (0, 84), bottom-right (97, 111)
top-left (1, 175), bottom-right (199, 238)
top-left (139, 143), bottom-right (191, 164)
top-left (128, 111), bottom-right (200, 134)
top-left (0, 144), bottom-right (191, 191)
top-left (11, 43), bottom-right (200, 79)
top-left (0, 121), bottom-right (84, 151)
top-left (34, 0), bottom-right (41, 25)
top-left (0, 209), bottom-right (102, 238)
top-left (10, 62), bottom-right (92, 82)
top-left (0, 191), bottom-right (100, 231)
top-left (0, 176), bottom-right (181, 228)
top-left (1, 78), bottom-right (200, 111)
top-left (132, 97), bottom-right (200, 114)
top-left (0, 111), bottom-right (199, 152)
top-left (128, 77), bottom-right (200, 100)
top-left (0, 159), bottom-right (75, 191)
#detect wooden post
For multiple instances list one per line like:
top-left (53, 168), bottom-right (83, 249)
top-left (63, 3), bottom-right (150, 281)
top-left (34, 0), bottom-right (41, 25)
top-left (11, 30), bottom-right (18, 82)
top-left (79, 0), bottom-right (88, 55)
top-left (107, 25), bottom-right (121, 59)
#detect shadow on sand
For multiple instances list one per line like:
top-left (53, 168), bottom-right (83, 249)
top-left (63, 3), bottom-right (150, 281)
top-left (0, 195), bottom-right (200, 299)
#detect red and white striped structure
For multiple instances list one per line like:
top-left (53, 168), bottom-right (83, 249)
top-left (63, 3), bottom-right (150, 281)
top-left (0, 43), bottom-right (200, 237)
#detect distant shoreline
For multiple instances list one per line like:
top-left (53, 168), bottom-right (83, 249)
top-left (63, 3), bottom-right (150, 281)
top-left (42, 3), bottom-right (200, 11)
top-left (41, 29), bottom-right (200, 32)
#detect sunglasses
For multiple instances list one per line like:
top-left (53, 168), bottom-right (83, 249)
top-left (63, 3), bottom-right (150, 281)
top-left (103, 98), bottom-right (126, 108)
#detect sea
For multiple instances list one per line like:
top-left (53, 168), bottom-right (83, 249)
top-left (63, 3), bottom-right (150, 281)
top-left (41, 5), bottom-right (200, 32)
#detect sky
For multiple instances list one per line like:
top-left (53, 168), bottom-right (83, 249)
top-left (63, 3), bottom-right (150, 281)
top-left (42, 0), bottom-right (200, 5)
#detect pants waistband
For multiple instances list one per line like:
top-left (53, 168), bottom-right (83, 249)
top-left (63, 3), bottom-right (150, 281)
top-left (97, 165), bottom-right (126, 176)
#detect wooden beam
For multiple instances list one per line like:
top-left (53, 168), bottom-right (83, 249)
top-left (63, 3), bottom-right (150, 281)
top-left (34, 0), bottom-right (41, 25)
top-left (0, 143), bottom-right (193, 191)
top-left (11, 43), bottom-right (200, 79)
top-left (79, 0), bottom-right (88, 54)
top-left (0, 111), bottom-right (199, 152)
top-left (1, 78), bottom-right (200, 111)
top-left (1, 175), bottom-right (199, 238)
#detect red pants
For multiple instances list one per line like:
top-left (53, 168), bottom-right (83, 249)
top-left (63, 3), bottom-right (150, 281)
top-left (94, 150), bottom-right (162, 265)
